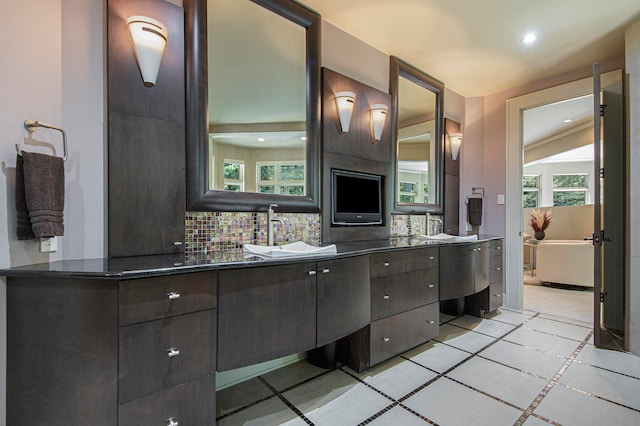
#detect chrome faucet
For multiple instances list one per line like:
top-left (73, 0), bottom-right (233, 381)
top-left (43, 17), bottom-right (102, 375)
top-left (267, 204), bottom-right (284, 246)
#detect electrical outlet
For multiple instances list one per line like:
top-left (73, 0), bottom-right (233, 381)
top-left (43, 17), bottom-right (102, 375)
top-left (40, 237), bottom-right (58, 253)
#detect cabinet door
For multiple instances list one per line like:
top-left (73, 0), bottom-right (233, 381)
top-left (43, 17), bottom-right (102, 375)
top-left (489, 255), bottom-right (503, 284)
top-left (218, 263), bottom-right (317, 371)
top-left (439, 245), bottom-right (474, 300)
top-left (317, 255), bottom-right (370, 347)
top-left (489, 282), bottom-right (504, 312)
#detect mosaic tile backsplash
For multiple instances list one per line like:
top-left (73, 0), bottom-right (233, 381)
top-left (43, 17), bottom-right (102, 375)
top-left (185, 212), bottom-right (321, 253)
top-left (390, 214), bottom-right (443, 237)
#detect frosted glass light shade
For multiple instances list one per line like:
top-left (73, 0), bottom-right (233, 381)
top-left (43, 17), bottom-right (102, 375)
top-left (335, 91), bottom-right (356, 133)
top-left (370, 104), bottom-right (388, 142)
top-left (449, 133), bottom-right (462, 160)
top-left (127, 16), bottom-right (169, 87)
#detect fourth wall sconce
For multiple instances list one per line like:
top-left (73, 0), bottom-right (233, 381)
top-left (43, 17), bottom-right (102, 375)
top-left (335, 91), bottom-right (356, 133)
top-left (370, 104), bottom-right (388, 142)
top-left (448, 133), bottom-right (463, 160)
top-left (127, 15), bottom-right (169, 87)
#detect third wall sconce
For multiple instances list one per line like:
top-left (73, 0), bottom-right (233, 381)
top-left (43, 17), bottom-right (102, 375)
top-left (127, 15), bottom-right (169, 87)
top-left (335, 91), bottom-right (356, 133)
top-left (449, 133), bottom-right (462, 160)
top-left (370, 104), bottom-right (388, 142)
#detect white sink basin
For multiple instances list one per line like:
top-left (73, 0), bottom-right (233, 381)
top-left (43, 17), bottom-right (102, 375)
top-left (418, 233), bottom-right (478, 242)
top-left (243, 241), bottom-right (337, 258)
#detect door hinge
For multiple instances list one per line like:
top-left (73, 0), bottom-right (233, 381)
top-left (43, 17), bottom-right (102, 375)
top-left (600, 292), bottom-right (607, 303)
top-left (600, 168), bottom-right (604, 178)
top-left (600, 104), bottom-right (607, 116)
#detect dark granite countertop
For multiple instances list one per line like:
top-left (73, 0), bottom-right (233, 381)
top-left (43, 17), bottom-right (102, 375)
top-left (0, 235), bottom-right (501, 279)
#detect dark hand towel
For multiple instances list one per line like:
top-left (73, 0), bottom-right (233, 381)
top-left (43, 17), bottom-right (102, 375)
top-left (15, 155), bottom-right (35, 240)
top-left (468, 197), bottom-right (483, 226)
top-left (16, 152), bottom-right (65, 239)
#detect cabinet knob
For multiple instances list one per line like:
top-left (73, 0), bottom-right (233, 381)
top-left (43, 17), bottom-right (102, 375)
top-left (429, 256), bottom-right (435, 260)
top-left (308, 270), bottom-right (317, 276)
top-left (167, 418), bottom-right (179, 426)
top-left (471, 248), bottom-right (477, 252)
top-left (497, 246), bottom-right (502, 250)
top-left (382, 337), bottom-right (390, 342)
top-left (322, 268), bottom-right (330, 274)
top-left (428, 284), bottom-right (435, 288)
top-left (494, 294), bottom-right (502, 298)
top-left (495, 267), bottom-right (501, 271)
top-left (383, 262), bottom-right (390, 267)
top-left (167, 291), bottom-right (181, 300)
top-left (427, 320), bottom-right (435, 324)
top-left (477, 247), bottom-right (482, 251)
top-left (383, 294), bottom-right (390, 300)
top-left (167, 347), bottom-right (180, 358)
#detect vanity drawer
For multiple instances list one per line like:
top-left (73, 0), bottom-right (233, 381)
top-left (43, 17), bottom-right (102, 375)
top-left (490, 255), bottom-right (503, 284)
top-left (119, 272), bottom-right (217, 325)
top-left (370, 247), bottom-right (438, 278)
top-left (369, 303), bottom-right (439, 367)
top-left (489, 282), bottom-right (504, 312)
top-left (490, 240), bottom-right (503, 257)
top-left (119, 375), bottom-right (215, 426)
top-left (119, 309), bottom-right (216, 403)
top-left (370, 268), bottom-right (439, 321)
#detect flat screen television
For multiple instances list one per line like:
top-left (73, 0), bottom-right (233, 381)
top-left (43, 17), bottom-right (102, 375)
top-left (331, 169), bottom-right (383, 226)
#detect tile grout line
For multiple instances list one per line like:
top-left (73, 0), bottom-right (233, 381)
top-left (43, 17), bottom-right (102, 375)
top-left (513, 329), bottom-right (594, 425)
top-left (257, 375), bottom-right (315, 425)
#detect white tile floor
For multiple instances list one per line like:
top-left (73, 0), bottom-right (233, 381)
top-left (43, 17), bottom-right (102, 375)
top-left (216, 307), bottom-right (640, 425)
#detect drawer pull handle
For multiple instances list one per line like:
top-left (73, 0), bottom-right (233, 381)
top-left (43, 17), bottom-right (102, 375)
top-left (383, 294), bottom-right (390, 300)
top-left (428, 320), bottom-right (435, 324)
top-left (477, 247), bottom-right (482, 251)
top-left (167, 347), bottom-right (180, 358)
top-left (173, 241), bottom-right (183, 246)
top-left (497, 246), bottom-right (502, 250)
top-left (167, 292), bottom-right (181, 300)
top-left (495, 267), bottom-right (501, 271)
top-left (471, 248), bottom-right (477, 252)
top-left (322, 268), bottom-right (330, 274)
top-left (167, 418), bottom-right (179, 426)
top-left (382, 337), bottom-right (390, 342)
top-left (428, 284), bottom-right (435, 288)
top-left (494, 294), bottom-right (502, 298)
top-left (383, 262), bottom-right (390, 267)
top-left (429, 256), bottom-right (435, 260)
top-left (308, 270), bottom-right (317, 276)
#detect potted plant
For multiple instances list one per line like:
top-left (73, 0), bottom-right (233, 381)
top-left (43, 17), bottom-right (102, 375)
top-left (529, 208), bottom-right (552, 240)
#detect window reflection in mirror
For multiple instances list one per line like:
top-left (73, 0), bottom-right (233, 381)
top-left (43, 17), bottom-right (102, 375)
top-left (207, 0), bottom-right (307, 194)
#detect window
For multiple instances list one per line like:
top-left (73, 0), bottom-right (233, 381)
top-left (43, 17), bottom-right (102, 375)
top-left (522, 175), bottom-right (539, 208)
top-left (223, 159), bottom-right (244, 192)
top-left (256, 161), bottom-right (305, 195)
top-left (552, 174), bottom-right (588, 206)
top-left (399, 181), bottom-right (416, 203)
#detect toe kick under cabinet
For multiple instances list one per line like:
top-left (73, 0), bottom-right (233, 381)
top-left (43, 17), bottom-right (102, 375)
top-left (6, 272), bottom-right (218, 426)
top-left (339, 247), bottom-right (440, 372)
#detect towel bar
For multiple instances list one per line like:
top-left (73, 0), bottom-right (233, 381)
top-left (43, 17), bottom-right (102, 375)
top-left (16, 120), bottom-right (68, 162)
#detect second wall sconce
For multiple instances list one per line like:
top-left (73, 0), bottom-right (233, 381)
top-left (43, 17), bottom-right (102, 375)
top-left (370, 104), bottom-right (388, 142)
top-left (127, 16), bottom-right (169, 87)
top-left (449, 133), bottom-right (463, 160)
top-left (335, 91), bottom-right (356, 133)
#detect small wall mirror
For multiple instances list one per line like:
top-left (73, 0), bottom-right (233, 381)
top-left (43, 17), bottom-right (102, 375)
top-left (185, 0), bottom-right (321, 212)
top-left (390, 56), bottom-right (444, 214)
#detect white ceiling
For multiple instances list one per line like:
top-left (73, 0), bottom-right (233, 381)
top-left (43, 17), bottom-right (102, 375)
top-left (303, 0), bottom-right (640, 97)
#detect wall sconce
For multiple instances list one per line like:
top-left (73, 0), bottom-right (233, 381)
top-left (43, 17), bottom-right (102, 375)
top-left (449, 133), bottom-right (463, 160)
top-left (335, 91), bottom-right (356, 133)
top-left (127, 16), bottom-right (169, 87)
top-left (370, 104), bottom-right (388, 142)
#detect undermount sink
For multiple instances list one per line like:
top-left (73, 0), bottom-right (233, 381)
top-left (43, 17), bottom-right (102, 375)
top-left (418, 233), bottom-right (478, 242)
top-left (243, 241), bottom-right (338, 258)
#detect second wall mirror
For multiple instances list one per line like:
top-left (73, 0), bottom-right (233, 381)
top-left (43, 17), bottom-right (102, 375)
top-left (389, 56), bottom-right (444, 214)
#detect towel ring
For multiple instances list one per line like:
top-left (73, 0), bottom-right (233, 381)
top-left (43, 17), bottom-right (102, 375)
top-left (16, 120), bottom-right (68, 162)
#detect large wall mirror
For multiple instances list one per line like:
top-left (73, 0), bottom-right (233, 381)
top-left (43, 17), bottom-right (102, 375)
top-left (389, 56), bottom-right (444, 214)
top-left (185, 0), bottom-right (321, 212)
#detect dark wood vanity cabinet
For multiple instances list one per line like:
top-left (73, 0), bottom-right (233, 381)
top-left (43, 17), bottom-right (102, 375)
top-left (217, 255), bottom-right (371, 371)
top-left (464, 239), bottom-right (505, 316)
top-left (440, 241), bottom-right (490, 300)
top-left (340, 247), bottom-right (440, 372)
top-left (7, 272), bottom-right (217, 426)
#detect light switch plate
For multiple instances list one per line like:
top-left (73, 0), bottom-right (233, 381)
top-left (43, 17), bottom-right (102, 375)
top-left (40, 237), bottom-right (58, 253)
top-left (497, 194), bottom-right (505, 205)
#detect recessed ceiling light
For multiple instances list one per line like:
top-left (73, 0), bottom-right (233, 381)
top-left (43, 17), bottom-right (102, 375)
top-left (563, 119), bottom-right (572, 123)
top-left (257, 137), bottom-right (265, 142)
top-left (522, 33), bottom-right (537, 44)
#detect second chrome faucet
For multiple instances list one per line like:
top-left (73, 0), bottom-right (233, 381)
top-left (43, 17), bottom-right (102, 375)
top-left (267, 203), bottom-right (284, 246)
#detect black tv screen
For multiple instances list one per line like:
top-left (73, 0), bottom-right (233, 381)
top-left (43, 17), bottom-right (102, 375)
top-left (331, 169), bottom-right (383, 225)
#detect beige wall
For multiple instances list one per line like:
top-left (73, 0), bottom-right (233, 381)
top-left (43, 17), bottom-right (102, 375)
top-left (626, 18), bottom-right (640, 354)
